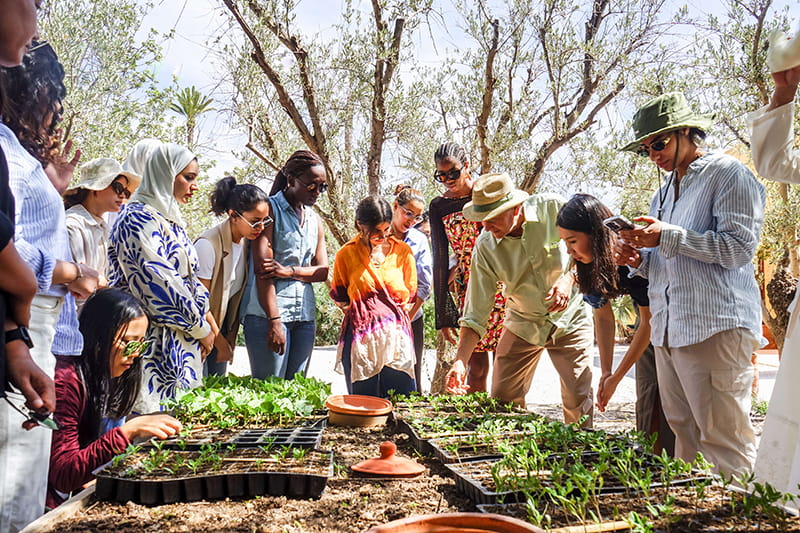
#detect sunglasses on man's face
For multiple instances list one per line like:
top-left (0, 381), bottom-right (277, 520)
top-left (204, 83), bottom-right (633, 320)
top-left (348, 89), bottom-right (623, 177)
top-left (110, 179), bottom-right (132, 199)
top-left (120, 339), bottom-right (151, 358)
top-left (635, 135), bottom-right (673, 158)
top-left (433, 167), bottom-right (462, 183)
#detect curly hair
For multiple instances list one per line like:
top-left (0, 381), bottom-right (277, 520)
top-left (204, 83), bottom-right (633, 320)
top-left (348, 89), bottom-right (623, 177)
top-left (0, 42), bottom-right (66, 166)
top-left (556, 194), bottom-right (620, 299)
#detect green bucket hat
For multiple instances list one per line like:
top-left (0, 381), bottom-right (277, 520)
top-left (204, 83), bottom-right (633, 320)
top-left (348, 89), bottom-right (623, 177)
top-left (620, 92), bottom-right (715, 152)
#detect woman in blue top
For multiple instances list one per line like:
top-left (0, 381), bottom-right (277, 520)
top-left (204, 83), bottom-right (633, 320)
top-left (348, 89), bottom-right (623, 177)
top-left (390, 184), bottom-right (432, 392)
top-left (557, 194), bottom-right (674, 455)
top-left (241, 150), bottom-right (329, 380)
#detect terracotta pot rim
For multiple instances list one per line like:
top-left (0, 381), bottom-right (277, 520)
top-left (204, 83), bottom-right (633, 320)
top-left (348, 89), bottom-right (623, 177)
top-left (325, 394), bottom-right (393, 416)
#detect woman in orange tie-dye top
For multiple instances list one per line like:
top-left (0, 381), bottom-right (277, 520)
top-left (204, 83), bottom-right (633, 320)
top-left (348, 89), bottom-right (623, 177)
top-left (331, 196), bottom-right (418, 397)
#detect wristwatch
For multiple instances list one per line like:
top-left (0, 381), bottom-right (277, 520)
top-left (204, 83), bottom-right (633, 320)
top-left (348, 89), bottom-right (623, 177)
top-left (6, 326), bottom-right (34, 348)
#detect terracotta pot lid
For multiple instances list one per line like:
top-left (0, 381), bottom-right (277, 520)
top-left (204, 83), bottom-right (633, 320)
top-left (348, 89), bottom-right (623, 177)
top-left (352, 441), bottom-right (425, 477)
top-left (365, 512), bottom-right (545, 532)
top-left (325, 394), bottom-right (392, 416)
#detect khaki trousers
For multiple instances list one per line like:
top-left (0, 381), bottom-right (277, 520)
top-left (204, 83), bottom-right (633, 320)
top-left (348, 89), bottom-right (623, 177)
top-left (655, 328), bottom-right (758, 478)
top-left (491, 320), bottom-right (594, 426)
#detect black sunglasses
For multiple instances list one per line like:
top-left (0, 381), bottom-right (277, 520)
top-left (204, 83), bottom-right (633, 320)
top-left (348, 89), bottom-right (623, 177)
top-left (297, 178), bottom-right (328, 193)
top-left (635, 135), bottom-right (673, 158)
top-left (433, 167), bottom-right (462, 183)
top-left (110, 179), bottom-right (132, 199)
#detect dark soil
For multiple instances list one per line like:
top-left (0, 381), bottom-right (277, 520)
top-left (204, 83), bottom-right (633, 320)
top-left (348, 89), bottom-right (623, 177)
top-left (42, 403), bottom-right (773, 532)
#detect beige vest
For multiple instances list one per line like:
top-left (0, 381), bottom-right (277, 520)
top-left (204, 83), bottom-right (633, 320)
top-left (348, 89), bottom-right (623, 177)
top-left (195, 218), bottom-right (249, 344)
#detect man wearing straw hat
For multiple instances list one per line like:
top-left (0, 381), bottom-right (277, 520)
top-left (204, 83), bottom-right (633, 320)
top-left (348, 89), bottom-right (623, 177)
top-left (445, 173), bottom-right (594, 426)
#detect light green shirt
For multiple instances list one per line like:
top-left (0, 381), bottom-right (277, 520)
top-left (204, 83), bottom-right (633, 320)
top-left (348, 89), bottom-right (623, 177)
top-left (459, 194), bottom-right (589, 346)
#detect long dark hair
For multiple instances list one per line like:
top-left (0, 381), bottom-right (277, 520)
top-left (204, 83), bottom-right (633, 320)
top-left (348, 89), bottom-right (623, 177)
top-left (75, 289), bottom-right (147, 442)
top-left (0, 42), bottom-right (66, 165)
top-left (269, 150), bottom-right (325, 196)
top-left (209, 176), bottom-right (269, 216)
top-left (556, 194), bottom-right (619, 298)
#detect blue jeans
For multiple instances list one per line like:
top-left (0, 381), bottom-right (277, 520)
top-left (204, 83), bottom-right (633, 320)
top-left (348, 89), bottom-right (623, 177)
top-left (203, 347), bottom-right (228, 377)
top-left (243, 315), bottom-right (315, 379)
top-left (340, 326), bottom-right (416, 398)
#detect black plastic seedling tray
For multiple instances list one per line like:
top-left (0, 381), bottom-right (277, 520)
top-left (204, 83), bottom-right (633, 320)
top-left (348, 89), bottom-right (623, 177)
top-left (94, 450), bottom-right (333, 505)
top-left (231, 427), bottom-right (324, 448)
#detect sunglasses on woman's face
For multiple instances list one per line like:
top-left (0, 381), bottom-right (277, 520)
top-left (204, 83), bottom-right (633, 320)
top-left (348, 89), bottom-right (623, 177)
top-left (297, 178), bottom-right (329, 193)
top-left (236, 212), bottom-right (273, 230)
top-left (110, 179), bottom-right (132, 199)
top-left (433, 167), bottom-right (462, 183)
top-left (636, 135), bottom-right (673, 158)
top-left (120, 339), bottom-right (151, 358)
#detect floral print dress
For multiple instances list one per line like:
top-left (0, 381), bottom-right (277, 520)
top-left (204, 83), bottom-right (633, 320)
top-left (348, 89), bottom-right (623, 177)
top-left (429, 195), bottom-right (505, 352)
top-left (108, 203), bottom-right (211, 413)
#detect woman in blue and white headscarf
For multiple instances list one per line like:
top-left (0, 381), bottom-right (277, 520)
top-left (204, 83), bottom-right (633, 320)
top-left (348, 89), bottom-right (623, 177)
top-left (108, 143), bottom-right (214, 413)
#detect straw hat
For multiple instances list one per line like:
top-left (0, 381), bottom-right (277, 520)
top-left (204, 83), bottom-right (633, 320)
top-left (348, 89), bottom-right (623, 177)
top-left (67, 158), bottom-right (141, 193)
top-left (620, 92), bottom-right (715, 152)
top-left (462, 173), bottom-right (528, 222)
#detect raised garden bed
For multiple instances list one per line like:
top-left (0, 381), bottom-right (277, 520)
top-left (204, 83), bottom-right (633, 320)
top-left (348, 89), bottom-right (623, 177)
top-left (477, 484), bottom-right (800, 532)
top-left (95, 444), bottom-right (333, 505)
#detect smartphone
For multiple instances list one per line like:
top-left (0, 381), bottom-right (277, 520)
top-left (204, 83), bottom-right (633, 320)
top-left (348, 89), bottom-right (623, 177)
top-left (603, 215), bottom-right (635, 233)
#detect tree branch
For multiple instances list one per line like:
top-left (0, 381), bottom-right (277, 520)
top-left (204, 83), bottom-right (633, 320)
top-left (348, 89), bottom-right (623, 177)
top-left (477, 18), bottom-right (500, 174)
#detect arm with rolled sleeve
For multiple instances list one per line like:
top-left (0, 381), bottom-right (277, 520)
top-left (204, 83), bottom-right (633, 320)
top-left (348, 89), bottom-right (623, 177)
top-left (458, 239), bottom-right (497, 339)
top-left (748, 102), bottom-right (800, 184)
top-left (113, 209), bottom-right (210, 339)
top-left (658, 167), bottom-right (765, 269)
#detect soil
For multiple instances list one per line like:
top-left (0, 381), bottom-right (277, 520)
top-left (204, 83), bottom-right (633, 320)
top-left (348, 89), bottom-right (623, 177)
top-left (42, 403), bottom-right (771, 532)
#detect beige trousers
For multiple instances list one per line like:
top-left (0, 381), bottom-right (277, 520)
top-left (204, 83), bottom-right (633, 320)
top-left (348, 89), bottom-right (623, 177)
top-left (655, 327), bottom-right (758, 478)
top-left (491, 320), bottom-right (594, 426)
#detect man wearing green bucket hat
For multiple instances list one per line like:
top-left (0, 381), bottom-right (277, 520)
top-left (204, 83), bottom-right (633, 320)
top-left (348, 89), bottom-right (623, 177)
top-left (445, 173), bottom-right (594, 426)
top-left (617, 92), bottom-right (765, 477)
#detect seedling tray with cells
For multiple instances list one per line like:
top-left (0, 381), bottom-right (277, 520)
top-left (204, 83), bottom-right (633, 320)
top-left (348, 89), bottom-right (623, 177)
top-left (394, 411), bottom-right (547, 455)
top-left (95, 441), bottom-right (332, 505)
top-left (389, 391), bottom-right (526, 422)
top-left (230, 426), bottom-right (324, 448)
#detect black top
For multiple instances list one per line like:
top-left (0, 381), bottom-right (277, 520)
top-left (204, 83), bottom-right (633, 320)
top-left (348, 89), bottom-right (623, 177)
top-left (582, 266), bottom-right (649, 309)
top-left (428, 195), bottom-right (471, 330)
top-left (0, 144), bottom-right (14, 396)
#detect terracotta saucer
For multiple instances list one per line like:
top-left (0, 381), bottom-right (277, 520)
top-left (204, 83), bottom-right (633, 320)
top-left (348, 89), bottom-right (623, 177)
top-left (351, 441), bottom-right (425, 477)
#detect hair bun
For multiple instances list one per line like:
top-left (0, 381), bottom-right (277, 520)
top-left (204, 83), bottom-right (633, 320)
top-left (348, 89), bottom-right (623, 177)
top-left (393, 184), bottom-right (412, 195)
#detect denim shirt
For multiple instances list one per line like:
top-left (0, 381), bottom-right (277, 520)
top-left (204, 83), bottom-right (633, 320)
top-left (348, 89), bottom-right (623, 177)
top-left (241, 191), bottom-right (317, 322)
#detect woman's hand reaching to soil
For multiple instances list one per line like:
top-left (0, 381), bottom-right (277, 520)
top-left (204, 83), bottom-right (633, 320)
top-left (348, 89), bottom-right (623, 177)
top-left (121, 413), bottom-right (182, 442)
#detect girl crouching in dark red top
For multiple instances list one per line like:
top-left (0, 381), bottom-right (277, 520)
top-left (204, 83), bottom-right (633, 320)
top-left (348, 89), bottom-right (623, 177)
top-left (47, 288), bottom-right (182, 508)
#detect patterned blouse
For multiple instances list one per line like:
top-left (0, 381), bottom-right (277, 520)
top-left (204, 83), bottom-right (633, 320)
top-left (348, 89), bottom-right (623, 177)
top-left (108, 203), bottom-right (211, 413)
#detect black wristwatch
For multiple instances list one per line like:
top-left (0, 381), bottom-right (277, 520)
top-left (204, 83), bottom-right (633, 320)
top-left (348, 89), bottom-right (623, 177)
top-left (6, 326), bottom-right (34, 348)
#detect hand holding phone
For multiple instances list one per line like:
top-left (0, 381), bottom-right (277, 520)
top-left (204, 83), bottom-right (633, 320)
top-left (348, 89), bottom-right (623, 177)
top-left (603, 215), bottom-right (635, 233)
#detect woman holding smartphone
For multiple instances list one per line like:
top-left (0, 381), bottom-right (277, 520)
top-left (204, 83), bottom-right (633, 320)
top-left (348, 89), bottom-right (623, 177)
top-left (557, 194), bottom-right (674, 455)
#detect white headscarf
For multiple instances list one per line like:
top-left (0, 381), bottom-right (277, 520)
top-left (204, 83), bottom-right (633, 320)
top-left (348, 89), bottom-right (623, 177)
top-left (130, 143), bottom-right (195, 226)
top-left (122, 138), bottom-right (163, 176)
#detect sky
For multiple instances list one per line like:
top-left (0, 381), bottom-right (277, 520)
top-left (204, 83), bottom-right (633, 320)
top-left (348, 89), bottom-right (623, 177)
top-left (136, 0), bottom-right (800, 187)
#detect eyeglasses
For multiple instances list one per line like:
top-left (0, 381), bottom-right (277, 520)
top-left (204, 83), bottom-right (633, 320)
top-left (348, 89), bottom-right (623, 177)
top-left (636, 134), bottom-right (673, 157)
top-left (110, 180), bottom-right (132, 199)
top-left (401, 207), bottom-right (424, 223)
top-left (119, 339), bottom-right (151, 358)
top-left (235, 212), bottom-right (273, 230)
top-left (297, 178), bottom-right (328, 193)
top-left (433, 167), bottom-right (462, 183)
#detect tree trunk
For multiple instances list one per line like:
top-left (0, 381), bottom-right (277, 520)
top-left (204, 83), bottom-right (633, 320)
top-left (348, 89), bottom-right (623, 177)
top-left (430, 331), bottom-right (456, 394)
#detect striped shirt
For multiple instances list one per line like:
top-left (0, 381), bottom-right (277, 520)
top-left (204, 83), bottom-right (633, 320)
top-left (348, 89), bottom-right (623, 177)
top-left (401, 227), bottom-right (432, 321)
top-left (0, 123), bottom-right (83, 355)
top-left (0, 123), bottom-right (69, 296)
top-left (632, 152), bottom-right (765, 348)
